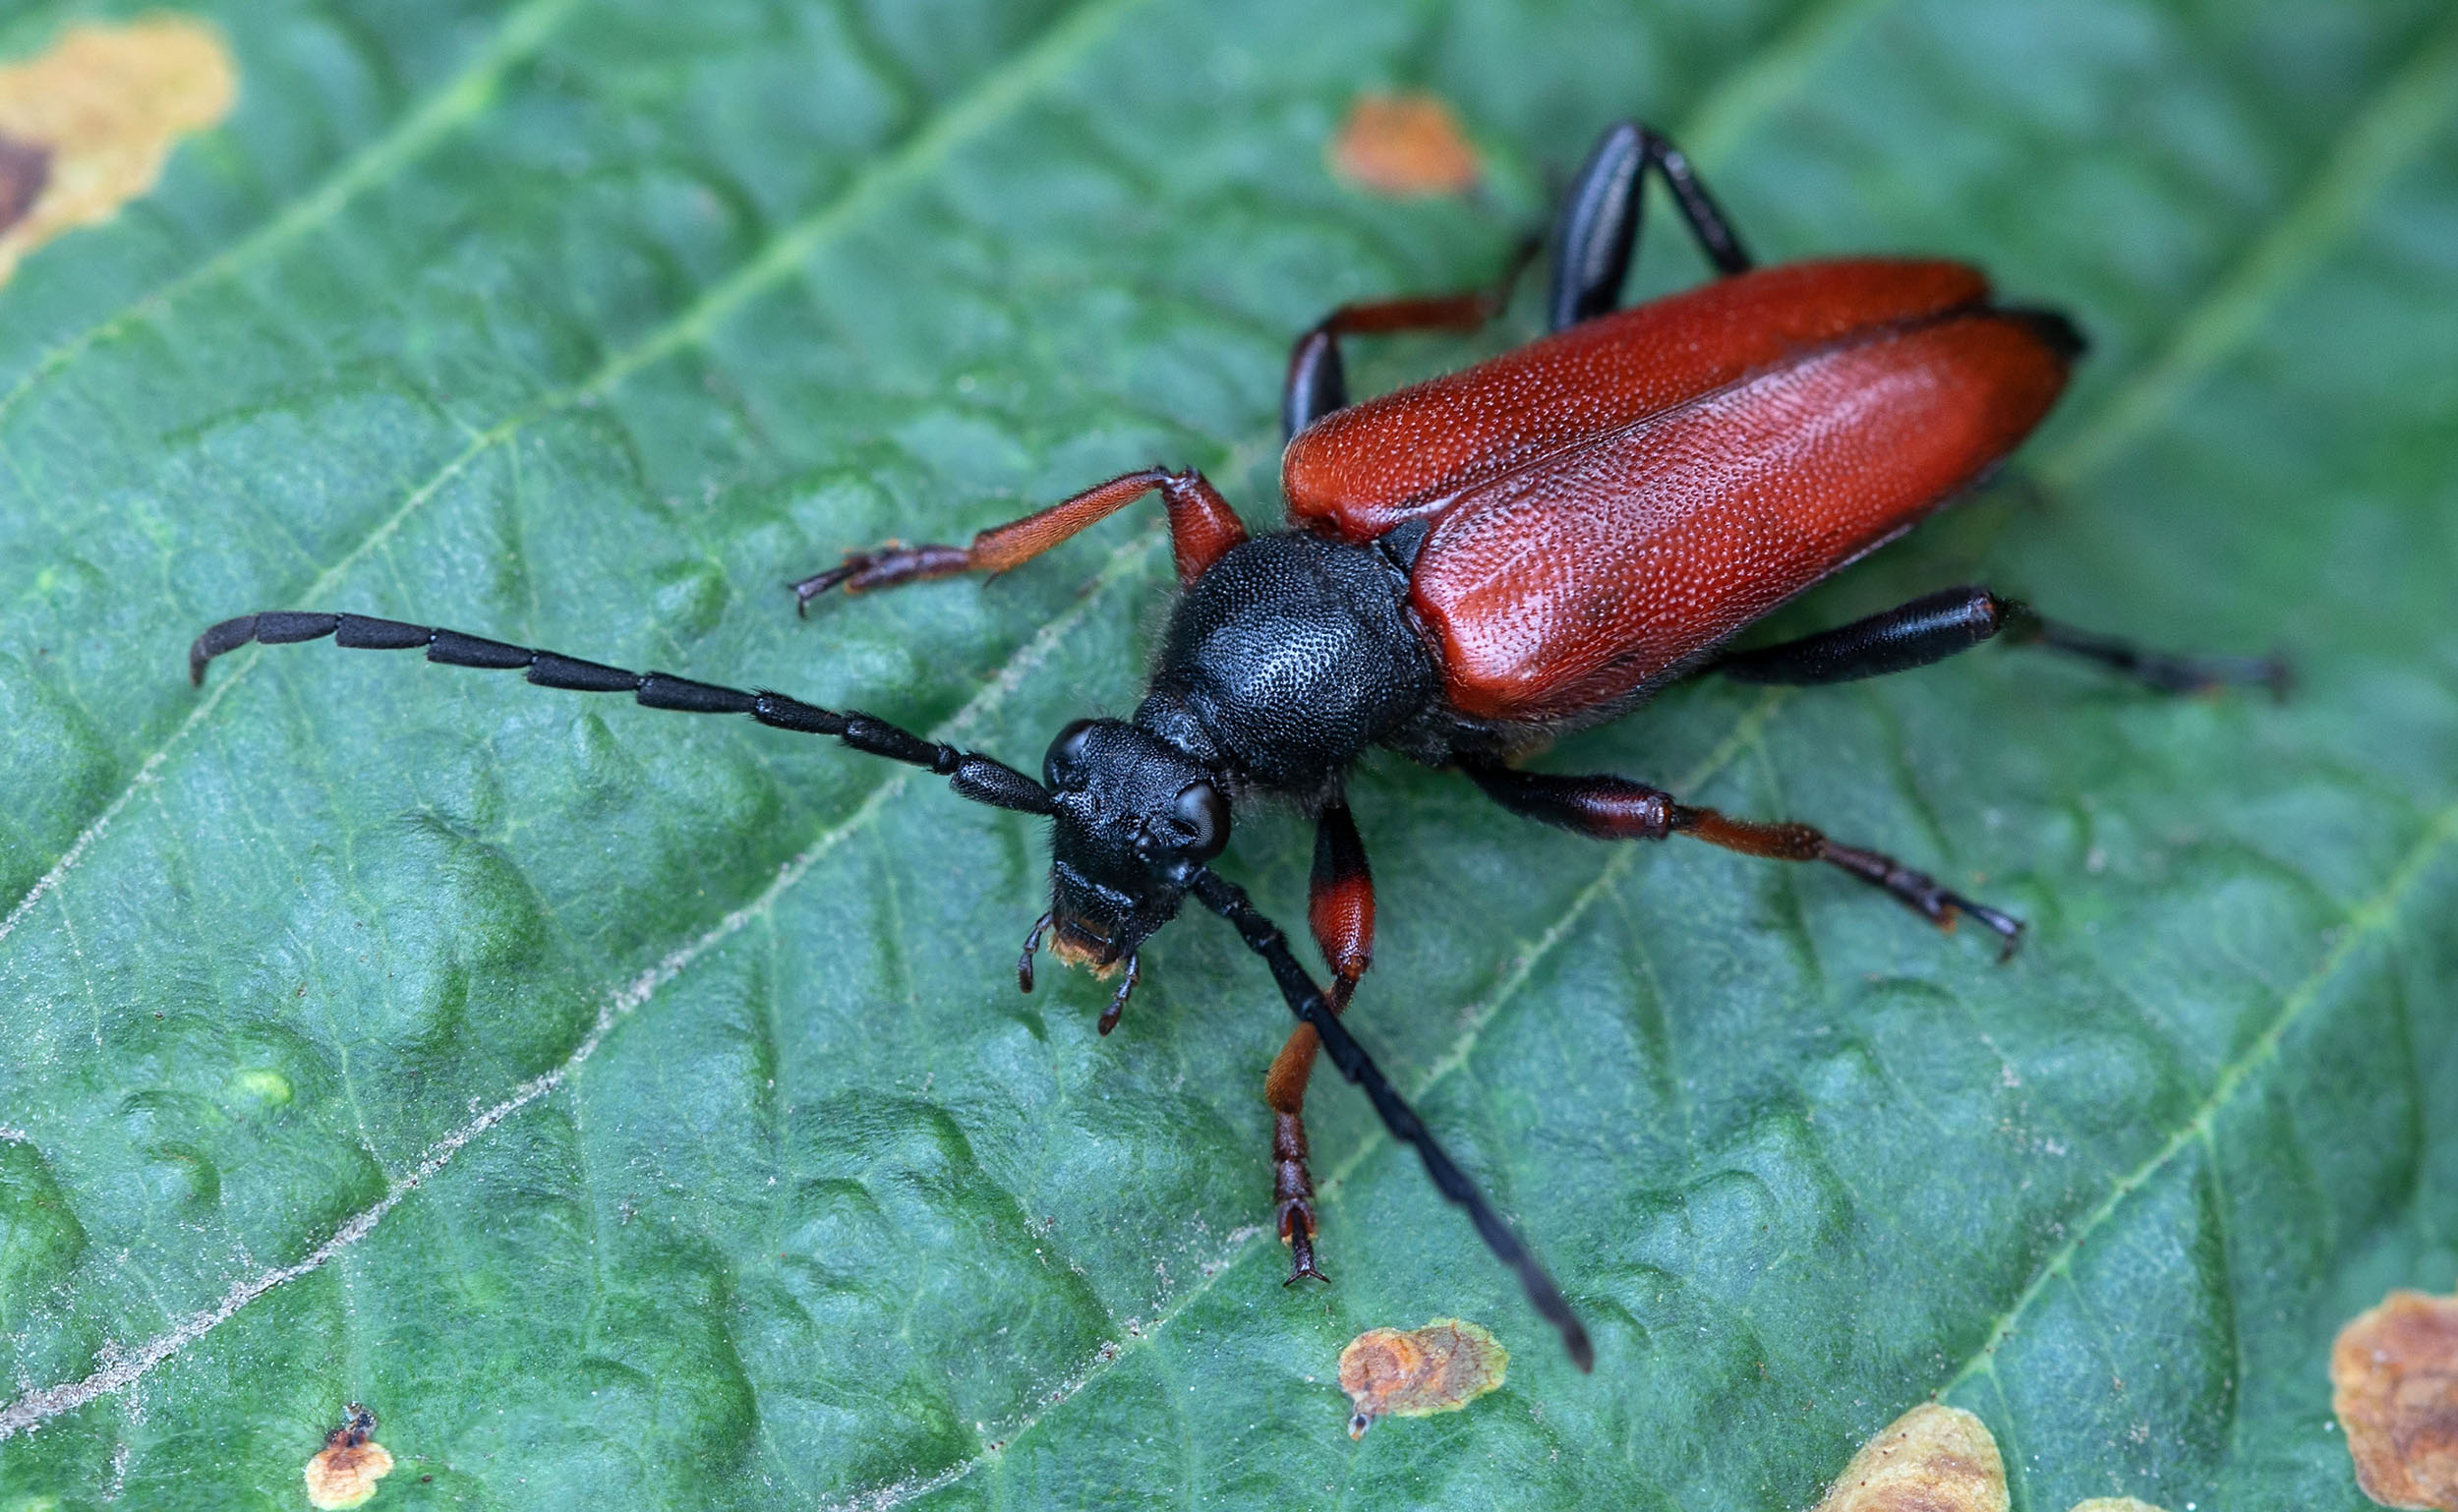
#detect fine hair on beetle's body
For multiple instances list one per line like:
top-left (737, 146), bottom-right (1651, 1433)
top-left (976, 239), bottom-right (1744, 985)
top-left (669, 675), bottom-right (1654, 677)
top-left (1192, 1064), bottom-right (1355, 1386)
top-left (191, 121), bottom-right (2286, 1369)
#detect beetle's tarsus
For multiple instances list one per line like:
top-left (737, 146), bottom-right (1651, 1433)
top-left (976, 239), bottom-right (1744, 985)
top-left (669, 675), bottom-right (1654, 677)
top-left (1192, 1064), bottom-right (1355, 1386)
top-left (1823, 842), bottom-right (2027, 954)
top-left (1018, 911), bottom-right (1050, 994)
top-left (1283, 1207), bottom-right (1329, 1286)
top-left (1270, 1110), bottom-right (1319, 1281)
top-left (790, 542), bottom-right (973, 612)
top-left (1096, 954), bottom-right (1139, 1035)
top-left (787, 557), bottom-right (872, 612)
top-left (1998, 605), bottom-right (2292, 701)
top-left (1946, 896), bottom-right (2024, 959)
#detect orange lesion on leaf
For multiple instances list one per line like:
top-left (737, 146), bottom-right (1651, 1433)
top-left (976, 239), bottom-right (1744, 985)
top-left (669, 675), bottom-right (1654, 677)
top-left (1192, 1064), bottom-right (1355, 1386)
top-left (304, 1403), bottom-right (394, 1510)
top-left (2332, 1286), bottom-right (2458, 1510)
top-left (1328, 92), bottom-right (1482, 199)
top-left (1337, 1316), bottom-right (1506, 1437)
top-left (1810, 1405), bottom-right (2178, 1512)
top-left (0, 15), bottom-right (237, 284)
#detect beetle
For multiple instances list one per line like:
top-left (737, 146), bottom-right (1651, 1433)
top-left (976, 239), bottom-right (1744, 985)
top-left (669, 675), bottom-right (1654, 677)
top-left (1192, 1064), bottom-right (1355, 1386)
top-left (190, 122), bottom-right (2283, 1368)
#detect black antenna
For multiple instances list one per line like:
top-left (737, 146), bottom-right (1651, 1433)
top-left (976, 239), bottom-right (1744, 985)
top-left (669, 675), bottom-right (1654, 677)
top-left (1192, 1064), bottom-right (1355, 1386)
top-left (187, 611), bottom-right (1055, 814)
top-left (1189, 868), bottom-right (1596, 1370)
top-left (190, 611), bottom-right (1596, 1367)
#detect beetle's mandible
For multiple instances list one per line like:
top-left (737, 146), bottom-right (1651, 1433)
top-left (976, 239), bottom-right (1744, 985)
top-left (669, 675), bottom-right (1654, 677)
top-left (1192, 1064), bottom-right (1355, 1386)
top-left (192, 122), bottom-right (2286, 1367)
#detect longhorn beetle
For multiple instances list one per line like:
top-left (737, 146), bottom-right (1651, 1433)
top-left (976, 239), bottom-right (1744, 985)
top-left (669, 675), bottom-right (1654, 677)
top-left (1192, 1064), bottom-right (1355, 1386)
top-left (192, 122), bottom-right (2285, 1368)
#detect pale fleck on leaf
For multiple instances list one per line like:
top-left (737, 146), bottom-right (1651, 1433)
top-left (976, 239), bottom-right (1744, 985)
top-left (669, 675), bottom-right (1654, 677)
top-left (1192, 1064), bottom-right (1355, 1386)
top-left (1810, 1404), bottom-right (2006, 1512)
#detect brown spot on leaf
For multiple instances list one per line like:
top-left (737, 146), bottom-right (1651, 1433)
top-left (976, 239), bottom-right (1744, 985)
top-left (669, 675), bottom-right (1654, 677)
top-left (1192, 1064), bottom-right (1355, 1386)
top-left (304, 1403), bottom-right (393, 1509)
top-left (2332, 1286), bottom-right (2458, 1509)
top-left (1329, 92), bottom-right (1481, 198)
top-left (1811, 1403), bottom-right (2008, 1512)
top-left (1337, 1316), bottom-right (1507, 1437)
top-left (0, 16), bottom-right (236, 286)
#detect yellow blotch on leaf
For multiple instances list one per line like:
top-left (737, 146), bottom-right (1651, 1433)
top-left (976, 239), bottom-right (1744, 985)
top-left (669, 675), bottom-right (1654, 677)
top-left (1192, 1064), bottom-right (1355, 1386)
top-left (2332, 1286), bottom-right (2458, 1510)
top-left (303, 1404), bottom-right (392, 1509)
top-left (235, 1068), bottom-right (292, 1105)
top-left (1328, 92), bottom-right (1482, 198)
top-left (1811, 1403), bottom-right (2007, 1512)
top-left (0, 15), bottom-right (236, 285)
top-left (1337, 1317), bottom-right (1506, 1437)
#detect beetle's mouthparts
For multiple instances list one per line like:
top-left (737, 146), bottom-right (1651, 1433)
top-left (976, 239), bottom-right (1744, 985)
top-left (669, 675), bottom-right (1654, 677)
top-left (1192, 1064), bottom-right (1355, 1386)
top-left (1049, 917), bottom-right (1126, 974)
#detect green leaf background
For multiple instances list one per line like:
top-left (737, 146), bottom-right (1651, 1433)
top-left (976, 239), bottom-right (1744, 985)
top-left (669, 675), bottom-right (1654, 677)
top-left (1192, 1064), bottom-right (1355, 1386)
top-left (3, 0), bottom-right (2455, 1506)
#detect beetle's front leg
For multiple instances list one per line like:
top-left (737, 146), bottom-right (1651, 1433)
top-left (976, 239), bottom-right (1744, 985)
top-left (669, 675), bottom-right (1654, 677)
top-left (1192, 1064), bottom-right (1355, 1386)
top-left (1265, 802), bottom-right (1377, 1283)
top-left (1466, 763), bottom-right (2024, 957)
top-left (790, 467), bottom-right (1248, 612)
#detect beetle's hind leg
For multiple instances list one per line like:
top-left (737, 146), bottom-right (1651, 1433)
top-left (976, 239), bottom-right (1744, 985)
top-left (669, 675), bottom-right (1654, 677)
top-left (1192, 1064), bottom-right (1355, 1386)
top-left (2000, 609), bottom-right (2291, 697)
top-left (1266, 803), bottom-right (1378, 1283)
top-left (1710, 586), bottom-right (2290, 697)
top-left (1547, 121), bottom-right (1752, 332)
top-left (1465, 763), bottom-right (2023, 958)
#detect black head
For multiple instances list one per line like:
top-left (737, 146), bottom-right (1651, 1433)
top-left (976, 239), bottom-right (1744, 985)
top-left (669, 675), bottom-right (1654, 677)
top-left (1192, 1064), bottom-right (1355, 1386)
top-left (1039, 717), bottom-right (1230, 971)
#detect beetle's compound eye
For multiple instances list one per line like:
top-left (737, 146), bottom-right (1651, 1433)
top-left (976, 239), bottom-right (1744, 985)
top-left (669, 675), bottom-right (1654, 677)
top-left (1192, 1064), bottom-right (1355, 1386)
top-left (1171, 780), bottom-right (1229, 862)
top-left (1043, 718), bottom-right (1099, 789)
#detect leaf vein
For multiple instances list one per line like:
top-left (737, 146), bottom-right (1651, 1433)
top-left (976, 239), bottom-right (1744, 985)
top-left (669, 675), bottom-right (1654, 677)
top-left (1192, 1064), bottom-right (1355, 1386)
top-left (1935, 795), bottom-right (2458, 1400)
top-left (2039, 7), bottom-right (2458, 487)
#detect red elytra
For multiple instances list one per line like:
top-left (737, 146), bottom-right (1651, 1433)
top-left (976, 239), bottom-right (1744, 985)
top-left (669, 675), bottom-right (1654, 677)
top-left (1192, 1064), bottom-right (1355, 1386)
top-left (1287, 259), bottom-right (2071, 720)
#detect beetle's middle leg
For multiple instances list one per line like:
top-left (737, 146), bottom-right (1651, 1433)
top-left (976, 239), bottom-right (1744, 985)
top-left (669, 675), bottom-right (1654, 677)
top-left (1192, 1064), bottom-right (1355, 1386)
top-left (1712, 586), bottom-right (2290, 696)
top-left (1547, 121), bottom-right (1753, 332)
top-left (1282, 238), bottom-right (1541, 437)
top-left (1265, 801), bottom-right (1377, 1284)
top-left (1464, 763), bottom-right (2024, 956)
top-left (790, 467), bottom-right (1248, 612)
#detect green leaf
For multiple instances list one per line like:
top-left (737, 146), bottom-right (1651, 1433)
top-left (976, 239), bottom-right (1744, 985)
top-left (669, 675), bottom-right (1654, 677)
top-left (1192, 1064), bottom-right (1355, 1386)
top-left (3, 0), bottom-right (2454, 1507)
